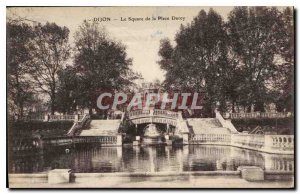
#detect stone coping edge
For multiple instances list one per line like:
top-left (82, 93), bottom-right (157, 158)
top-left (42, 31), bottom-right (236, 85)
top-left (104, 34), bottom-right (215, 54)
top-left (8, 170), bottom-right (294, 178)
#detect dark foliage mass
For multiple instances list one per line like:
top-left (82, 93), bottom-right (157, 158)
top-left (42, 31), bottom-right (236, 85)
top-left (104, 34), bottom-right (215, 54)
top-left (8, 120), bottom-right (74, 138)
top-left (231, 117), bottom-right (294, 135)
top-left (7, 7), bottom-right (294, 119)
top-left (7, 20), bottom-right (140, 117)
top-left (158, 7), bottom-right (294, 117)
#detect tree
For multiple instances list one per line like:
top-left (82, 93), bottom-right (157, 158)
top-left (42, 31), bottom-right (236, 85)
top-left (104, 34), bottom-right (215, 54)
top-left (158, 38), bottom-right (174, 73)
top-left (7, 21), bottom-right (35, 118)
top-left (227, 7), bottom-right (286, 112)
top-left (56, 66), bottom-right (80, 114)
top-left (30, 22), bottom-right (70, 115)
top-left (158, 9), bottom-right (230, 116)
top-left (73, 21), bottom-right (139, 115)
top-left (275, 7), bottom-right (294, 112)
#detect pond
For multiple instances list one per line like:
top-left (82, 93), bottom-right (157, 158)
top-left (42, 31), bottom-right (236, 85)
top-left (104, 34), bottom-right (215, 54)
top-left (9, 145), bottom-right (294, 173)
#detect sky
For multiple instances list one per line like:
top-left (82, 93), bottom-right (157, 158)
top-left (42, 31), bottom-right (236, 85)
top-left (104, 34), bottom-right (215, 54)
top-left (8, 7), bottom-right (236, 82)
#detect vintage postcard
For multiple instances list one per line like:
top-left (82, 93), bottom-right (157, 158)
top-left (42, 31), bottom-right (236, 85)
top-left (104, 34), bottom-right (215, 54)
top-left (7, 6), bottom-right (294, 188)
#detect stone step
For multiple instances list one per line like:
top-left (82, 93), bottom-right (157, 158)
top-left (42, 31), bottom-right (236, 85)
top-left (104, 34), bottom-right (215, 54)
top-left (187, 118), bottom-right (230, 134)
top-left (79, 120), bottom-right (121, 136)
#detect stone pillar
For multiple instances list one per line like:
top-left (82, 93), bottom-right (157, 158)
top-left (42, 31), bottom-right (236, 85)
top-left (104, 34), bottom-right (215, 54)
top-left (133, 136), bottom-right (140, 146)
top-left (264, 135), bottom-right (274, 152)
top-left (165, 135), bottom-right (172, 146)
top-left (165, 135), bottom-right (169, 140)
top-left (48, 169), bottom-right (72, 184)
top-left (44, 114), bottom-right (49, 122)
top-left (167, 123), bottom-right (170, 134)
top-left (237, 166), bottom-right (264, 181)
top-left (150, 109), bottom-right (154, 116)
top-left (182, 133), bottom-right (189, 145)
top-left (166, 140), bottom-right (173, 146)
top-left (116, 134), bottom-right (122, 146)
top-left (133, 141), bottom-right (140, 146)
top-left (150, 109), bottom-right (154, 123)
top-left (117, 147), bottom-right (122, 158)
top-left (216, 160), bottom-right (223, 171)
top-left (264, 154), bottom-right (274, 171)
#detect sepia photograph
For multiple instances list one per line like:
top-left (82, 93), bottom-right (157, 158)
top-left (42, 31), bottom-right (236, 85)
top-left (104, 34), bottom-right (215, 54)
top-left (6, 6), bottom-right (294, 188)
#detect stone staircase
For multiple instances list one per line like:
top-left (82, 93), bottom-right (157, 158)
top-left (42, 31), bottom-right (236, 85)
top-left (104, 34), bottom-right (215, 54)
top-left (79, 120), bottom-right (121, 136)
top-left (187, 118), bottom-right (231, 134)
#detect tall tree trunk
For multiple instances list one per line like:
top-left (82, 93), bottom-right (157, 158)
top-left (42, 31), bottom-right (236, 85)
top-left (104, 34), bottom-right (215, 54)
top-left (19, 101), bottom-right (24, 118)
top-left (50, 77), bottom-right (56, 115)
top-left (50, 91), bottom-right (55, 115)
top-left (15, 73), bottom-right (23, 118)
top-left (50, 101), bottom-right (55, 115)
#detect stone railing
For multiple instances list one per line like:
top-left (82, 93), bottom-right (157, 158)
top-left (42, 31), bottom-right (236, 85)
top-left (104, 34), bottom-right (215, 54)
top-left (190, 134), bottom-right (231, 144)
top-left (48, 114), bottom-right (75, 121)
top-left (215, 110), bottom-right (238, 133)
top-left (44, 135), bottom-right (119, 146)
top-left (128, 110), bottom-right (150, 118)
top-left (27, 114), bottom-right (89, 122)
top-left (67, 114), bottom-right (90, 136)
top-left (223, 112), bottom-right (292, 119)
top-left (231, 134), bottom-right (265, 149)
top-left (78, 135), bottom-right (122, 146)
top-left (61, 136), bottom-right (118, 145)
top-left (231, 134), bottom-right (294, 154)
top-left (153, 109), bottom-right (179, 118)
top-left (78, 114), bottom-right (85, 121)
top-left (264, 135), bottom-right (294, 151)
top-left (128, 109), bottom-right (179, 120)
top-left (188, 132), bottom-right (294, 154)
top-left (95, 136), bottom-right (117, 145)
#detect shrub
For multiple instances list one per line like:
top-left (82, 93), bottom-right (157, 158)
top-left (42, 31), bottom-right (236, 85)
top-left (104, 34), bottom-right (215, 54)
top-left (231, 117), bottom-right (294, 135)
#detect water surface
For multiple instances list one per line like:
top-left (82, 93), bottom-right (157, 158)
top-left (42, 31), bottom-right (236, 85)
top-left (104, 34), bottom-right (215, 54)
top-left (9, 145), bottom-right (294, 173)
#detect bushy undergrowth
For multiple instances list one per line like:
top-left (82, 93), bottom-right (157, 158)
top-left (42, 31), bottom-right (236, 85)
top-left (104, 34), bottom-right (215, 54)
top-left (8, 120), bottom-right (74, 138)
top-left (231, 117), bottom-right (294, 135)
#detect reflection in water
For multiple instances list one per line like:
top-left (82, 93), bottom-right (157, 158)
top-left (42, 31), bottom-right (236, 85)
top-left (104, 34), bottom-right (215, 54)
top-left (9, 145), bottom-right (294, 173)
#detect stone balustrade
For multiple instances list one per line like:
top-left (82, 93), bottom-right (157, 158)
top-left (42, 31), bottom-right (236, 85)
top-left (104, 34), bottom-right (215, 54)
top-left (189, 133), bottom-right (294, 154)
top-left (128, 110), bottom-right (150, 118)
top-left (215, 111), bottom-right (238, 133)
top-left (190, 134), bottom-right (231, 144)
top-left (28, 114), bottom-right (88, 122)
top-left (153, 109), bottom-right (179, 118)
top-left (67, 114), bottom-right (90, 136)
top-left (231, 134), bottom-right (265, 149)
top-left (44, 135), bottom-right (121, 146)
top-left (128, 109), bottom-right (179, 119)
top-left (264, 135), bottom-right (294, 151)
top-left (231, 134), bottom-right (294, 154)
top-left (223, 112), bottom-right (292, 119)
top-left (48, 114), bottom-right (75, 121)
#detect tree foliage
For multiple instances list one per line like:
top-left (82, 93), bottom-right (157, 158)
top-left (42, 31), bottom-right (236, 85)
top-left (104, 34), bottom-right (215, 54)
top-left (158, 7), bottom-right (294, 115)
top-left (30, 22), bottom-right (70, 114)
top-left (7, 21), bottom-right (36, 117)
top-left (159, 9), bottom-right (230, 116)
top-left (73, 21), bottom-right (140, 114)
top-left (55, 66), bottom-right (80, 114)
